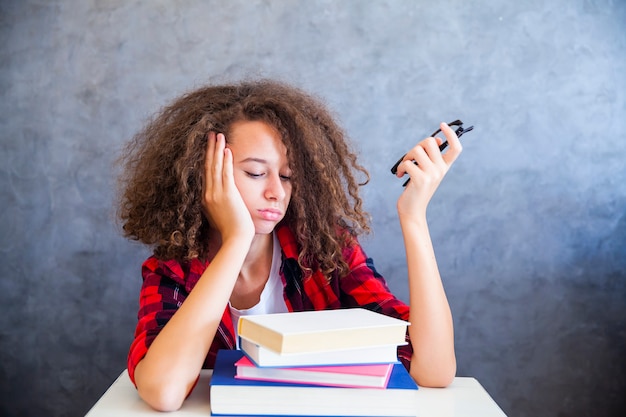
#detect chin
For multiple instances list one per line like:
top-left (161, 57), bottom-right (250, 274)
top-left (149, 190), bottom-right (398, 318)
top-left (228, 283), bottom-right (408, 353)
top-left (254, 224), bottom-right (278, 236)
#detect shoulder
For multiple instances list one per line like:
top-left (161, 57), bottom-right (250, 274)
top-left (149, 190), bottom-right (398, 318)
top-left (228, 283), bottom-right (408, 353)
top-left (141, 255), bottom-right (207, 293)
top-left (340, 234), bottom-right (368, 267)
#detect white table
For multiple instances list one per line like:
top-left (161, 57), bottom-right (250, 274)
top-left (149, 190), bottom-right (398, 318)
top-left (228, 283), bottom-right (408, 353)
top-left (85, 370), bottom-right (507, 416)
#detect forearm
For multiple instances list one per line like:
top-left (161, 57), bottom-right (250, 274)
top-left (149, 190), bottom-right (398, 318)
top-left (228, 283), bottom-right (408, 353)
top-left (401, 217), bottom-right (456, 387)
top-left (134, 237), bottom-right (250, 411)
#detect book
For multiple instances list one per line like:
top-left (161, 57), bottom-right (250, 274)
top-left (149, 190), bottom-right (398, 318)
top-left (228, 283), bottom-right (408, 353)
top-left (237, 308), bottom-right (409, 355)
top-left (210, 349), bottom-right (418, 417)
top-left (234, 354), bottom-right (395, 388)
top-left (240, 336), bottom-right (404, 367)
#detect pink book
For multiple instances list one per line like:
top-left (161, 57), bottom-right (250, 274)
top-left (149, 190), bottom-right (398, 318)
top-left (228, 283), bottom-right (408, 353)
top-left (234, 355), bottom-right (395, 389)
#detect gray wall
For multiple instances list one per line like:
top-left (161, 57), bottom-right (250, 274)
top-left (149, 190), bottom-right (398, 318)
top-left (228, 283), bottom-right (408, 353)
top-left (1, 0), bottom-right (624, 416)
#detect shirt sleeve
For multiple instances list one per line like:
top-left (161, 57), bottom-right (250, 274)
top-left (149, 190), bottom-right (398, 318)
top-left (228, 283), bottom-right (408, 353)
top-left (127, 257), bottom-right (189, 385)
top-left (338, 241), bottom-right (414, 370)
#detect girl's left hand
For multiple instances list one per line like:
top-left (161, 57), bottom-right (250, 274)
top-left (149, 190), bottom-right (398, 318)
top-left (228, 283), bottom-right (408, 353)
top-left (395, 122), bottom-right (463, 220)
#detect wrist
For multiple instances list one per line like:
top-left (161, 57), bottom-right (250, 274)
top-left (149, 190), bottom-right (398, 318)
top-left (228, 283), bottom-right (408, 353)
top-left (221, 231), bottom-right (254, 247)
top-left (398, 211), bottom-right (428, 229)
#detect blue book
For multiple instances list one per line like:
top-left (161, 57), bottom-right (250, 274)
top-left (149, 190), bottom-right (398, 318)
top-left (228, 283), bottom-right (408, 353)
top-left (210, 349), bottom-right (418, 417)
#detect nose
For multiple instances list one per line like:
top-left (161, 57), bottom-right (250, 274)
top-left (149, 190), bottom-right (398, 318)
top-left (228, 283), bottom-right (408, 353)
top-left (264, 174), bottom-right (287, 201)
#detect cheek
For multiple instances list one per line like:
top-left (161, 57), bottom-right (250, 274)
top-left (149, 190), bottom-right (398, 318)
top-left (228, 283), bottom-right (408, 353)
top-left (232, 175), bottom-right (255, 207)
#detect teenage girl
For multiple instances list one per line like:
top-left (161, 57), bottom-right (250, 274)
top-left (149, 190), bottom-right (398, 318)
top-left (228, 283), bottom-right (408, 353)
top-left (117, 79), bottom-right (459, 411)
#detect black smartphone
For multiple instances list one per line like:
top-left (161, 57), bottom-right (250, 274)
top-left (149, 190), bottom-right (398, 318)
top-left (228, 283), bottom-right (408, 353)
top-left (390, 120), bottom-right (474, 186)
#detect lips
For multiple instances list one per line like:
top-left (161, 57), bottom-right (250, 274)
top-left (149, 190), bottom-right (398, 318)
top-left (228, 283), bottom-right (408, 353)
top-left (258, 209), bottom-right (282, 221)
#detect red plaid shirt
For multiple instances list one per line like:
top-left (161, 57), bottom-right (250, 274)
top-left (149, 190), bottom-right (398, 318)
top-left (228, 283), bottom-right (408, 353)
top-left (127, 224), bottom-right (412, 384)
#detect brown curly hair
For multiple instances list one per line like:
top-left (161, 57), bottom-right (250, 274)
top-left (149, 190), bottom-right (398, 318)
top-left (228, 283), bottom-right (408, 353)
top-left (117, 79), bottom-right (371, 278)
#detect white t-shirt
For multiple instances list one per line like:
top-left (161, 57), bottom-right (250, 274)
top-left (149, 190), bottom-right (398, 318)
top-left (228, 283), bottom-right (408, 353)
top-left (229, 232), bottom-right (288, 349)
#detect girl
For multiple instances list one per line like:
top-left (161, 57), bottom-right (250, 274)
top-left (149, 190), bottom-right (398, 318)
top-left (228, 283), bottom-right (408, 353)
top-left (117, 79), bottom-right (459, 411)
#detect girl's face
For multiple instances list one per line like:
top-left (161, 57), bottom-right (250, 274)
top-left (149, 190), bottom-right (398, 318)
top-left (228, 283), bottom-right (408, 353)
top-left (227, 120), bottom-right (293, 235)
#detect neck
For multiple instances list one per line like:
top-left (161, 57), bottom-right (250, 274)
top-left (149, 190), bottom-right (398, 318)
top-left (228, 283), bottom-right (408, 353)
top-left (243, 233), bottom-right (274, 272)
top-left (207, 230), bottom-right (274, 280)
top-left (229, 232), bottom-right (275, 310)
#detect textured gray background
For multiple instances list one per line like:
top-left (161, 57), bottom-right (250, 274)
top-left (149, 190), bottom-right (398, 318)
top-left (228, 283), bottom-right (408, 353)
top-left (1, 0), bottom-right (625, 416)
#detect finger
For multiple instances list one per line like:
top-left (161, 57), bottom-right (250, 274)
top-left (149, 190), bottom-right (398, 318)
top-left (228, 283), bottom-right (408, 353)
top-left (421, 136), bottom-right (444, 164)
top-left (212, 133), bottom-right (226, 191)
top-left (396, 144), bottom-right (431, 178)
top-left (205, 131), bottom-right (217, 189)
top-left (439, 122), bottom-right (463, 164)
top-left (401, 136), bottom-right (439, 171)
top-left (222, 146), bottom-right (234, 189)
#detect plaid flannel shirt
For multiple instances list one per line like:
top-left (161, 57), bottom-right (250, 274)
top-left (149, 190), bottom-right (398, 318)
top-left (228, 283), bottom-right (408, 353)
top-left (127, 224), bottom-right (413, 384)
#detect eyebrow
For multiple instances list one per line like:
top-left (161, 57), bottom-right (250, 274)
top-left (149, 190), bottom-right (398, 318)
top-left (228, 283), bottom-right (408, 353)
top-left (238, 157), bottom-right (292, 175)
top-left (239, 157), bottom-right (268, 164)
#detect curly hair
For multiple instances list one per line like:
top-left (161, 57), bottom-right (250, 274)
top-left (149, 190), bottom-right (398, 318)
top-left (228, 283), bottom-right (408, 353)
top-left (116, 79), bottom-right (371, 278)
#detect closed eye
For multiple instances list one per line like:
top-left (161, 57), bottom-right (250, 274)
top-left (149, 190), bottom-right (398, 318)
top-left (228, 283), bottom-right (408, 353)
top-left (244, 171), bottom-right (291, 181)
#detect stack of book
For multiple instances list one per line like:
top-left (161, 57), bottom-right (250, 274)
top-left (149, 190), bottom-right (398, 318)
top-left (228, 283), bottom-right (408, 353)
top-left (209, 308), bottom-right (418, 416)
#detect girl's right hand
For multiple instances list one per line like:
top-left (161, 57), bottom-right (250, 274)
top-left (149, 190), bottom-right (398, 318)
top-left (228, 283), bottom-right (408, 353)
top-left (202, 131), bottom-right (255, 243)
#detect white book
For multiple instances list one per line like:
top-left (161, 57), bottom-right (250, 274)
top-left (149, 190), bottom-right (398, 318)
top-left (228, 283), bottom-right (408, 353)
top-left (237, 308), bottom-right (409, 355)
top-left (240, 336), bottom-right (404, 367)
